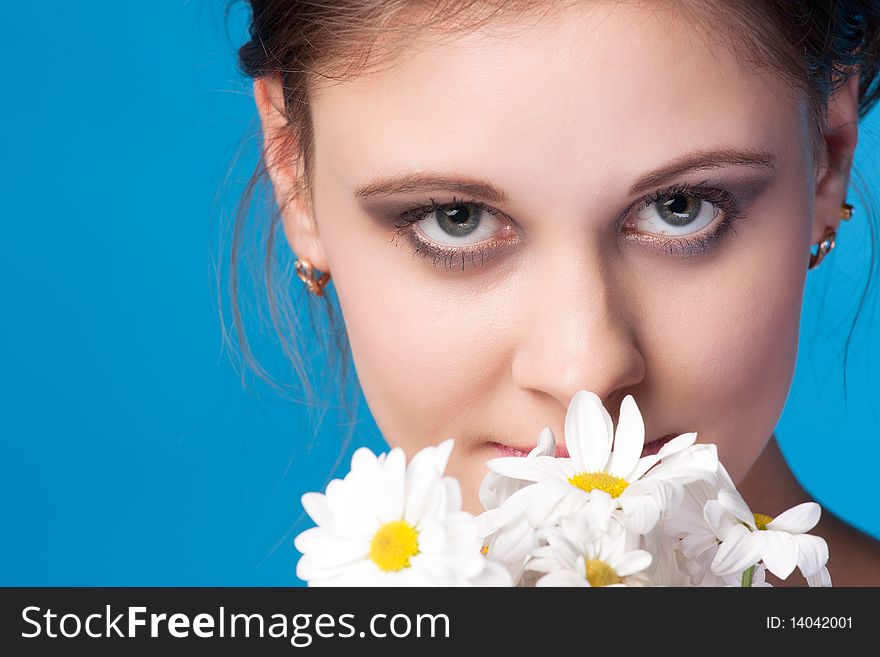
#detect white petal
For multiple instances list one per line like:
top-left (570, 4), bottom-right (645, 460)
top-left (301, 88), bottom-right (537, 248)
top-left (532, 427), bottom-right (557, 457)
top-left (626, 478), bottom-right (683, 517)
top-left (524, 556), bottom-right (560, 575)
top-left (757, 530), bottom-right (800, 580)
top-left (402, 553), bottom-right (443, 578)
top-left (535, 570), bottom-right (589, 587)
top-left (612, 549), bottom-right (653, 577)
top-left (710, 524), bottom-right (762, 577)
top-left (664, 512), bottom-right (712, 539)
top-left (607, 395), bottom-right (645, 479)
top-left (525, 480), bottom-right (580, 527)
top-left (565, 390), bottom-right (613, 472)
top-left (478, 471), bottom-right (503, 511)
top-left (488, 483), bottom-right (540, 528)
top-left (702, 499), bottom-right (731, 535)
top-left (406, 446), bottom-right (442, 483)
top-left (646, 444), bottom-right (718, 483)
top-left (491, 518), bottom-right (538, 564)
top-left (433, 438), bottom-right (456, 473)
top-left (627, 453), bottom-right (666, 483)
top-left (765, 502), bottom-right (821, 535)
top-left (421, 548), bottom-right (485, 581)
top-left (806, 566), bottom-right (832, 587)
top-left (292, 526), bottom-right (325, 554)
top-left (681, 532), bottom-right (718, 560)
top-left (405, 439), bottom-right (452, 487)
top-left (469, 559), bottom-right (515, 587)
top-left (321, 478), bottom-right (381, 538)
top-left (297, 559), bottom-right (351, 584)
top-left (416, 520), bottom-right (447, 553)
top-left (443, 511), bottom-right (481, 544)
top-left (301, 492), bottom-right (337, 530)
top-left (312, 558), bottom-right (387, 585)
top-left (479, 465), bottom-right (532, 511)
top-left (443, 476), bottom-right (463, 514)
top-left (619, 493), bottom-right (660, 534)
top-left (345, 447), bottom-right (384, 506)
top-left (718, 489), bottom-right (756, 528)
top-left (350, 444), bottom-right (382, 469)
top-left (658, 431), bottom-right (698, 456)
top-left (475, 511), bottom-right (504, 542)
top-left (296, 538), bottom-right (371, 570)
top-left (294, 526), bottom-right (369, 559)
top-left (714, 461), bottom-right (738, 492)
top-left (486, 455), bottom-right (572, 484)
top-left (795, 534), bottom-right (829, 579)
top-left (405, 474), bottom-right (447, 528)
top-left (375, 446), bottom-right (406, 523)
top-left (578, 488), bottom-right (617, 535)
top-left (541, 531), bottom-right (582, 569)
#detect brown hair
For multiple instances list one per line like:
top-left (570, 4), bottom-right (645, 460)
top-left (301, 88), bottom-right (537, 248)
top-left (218, 1), bottom-right (880, 487)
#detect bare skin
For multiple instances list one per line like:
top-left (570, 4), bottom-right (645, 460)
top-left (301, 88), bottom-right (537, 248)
top-left (253, 2), bottom-right (880, 584)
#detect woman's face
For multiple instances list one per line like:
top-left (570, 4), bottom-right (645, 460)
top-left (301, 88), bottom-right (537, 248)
top-left (264, 3), bottom-right (842, 515)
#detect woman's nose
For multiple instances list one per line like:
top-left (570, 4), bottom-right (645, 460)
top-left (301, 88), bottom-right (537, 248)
top-left (510, 252), bottom-right (646, 411)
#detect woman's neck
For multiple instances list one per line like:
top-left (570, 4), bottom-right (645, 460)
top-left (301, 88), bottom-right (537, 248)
top-left (737, 433), bottom-right (880, 586)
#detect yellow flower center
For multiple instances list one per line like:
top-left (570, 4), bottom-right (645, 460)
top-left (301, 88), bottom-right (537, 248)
top-left (753, 512), bottom-right (774, 531)
top-left (369, 520), bottom-right (420, 571)
top-left (567, 471), bottom-right (629, 497)
top-left (585, 559), bottom-right (621, 587)
top-left (480, 545), bottom-right (489, 555)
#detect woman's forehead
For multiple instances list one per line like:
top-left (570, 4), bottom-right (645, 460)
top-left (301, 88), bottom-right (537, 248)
top-left (309, 2), bottom-right (803, 192)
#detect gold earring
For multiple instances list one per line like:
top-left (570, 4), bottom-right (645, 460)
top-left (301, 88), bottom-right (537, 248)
top-left (808, 202), bottom-right (852, 270)
top-left (294, 257), bottom-right (331, 296)
top-left (808, 227), bottom-right (837, 270)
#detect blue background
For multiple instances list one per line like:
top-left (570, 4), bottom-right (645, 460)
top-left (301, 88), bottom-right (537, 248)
top-left (1, 2), bottom-right (878, 585)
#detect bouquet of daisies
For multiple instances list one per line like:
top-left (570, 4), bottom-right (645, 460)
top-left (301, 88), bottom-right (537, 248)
top-left (293, 390), bottom-right (831, 587)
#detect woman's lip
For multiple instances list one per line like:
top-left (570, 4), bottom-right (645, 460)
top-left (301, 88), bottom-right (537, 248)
top-left (489, 434), bottom-right (678, 459)
top-left (641, 433), bottom-right (677, 457)
top-left (489, 442), bottom-right (569, 458)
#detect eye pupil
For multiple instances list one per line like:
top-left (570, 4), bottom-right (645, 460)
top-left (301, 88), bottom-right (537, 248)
top-left (666, 194), bottom-right (688, 213)
top-left (437, 203), bottom-right (480, 237)
top-left (445, 205), bottom-right (469, 223)
top-left (659, 193), bottom-right (701, 226)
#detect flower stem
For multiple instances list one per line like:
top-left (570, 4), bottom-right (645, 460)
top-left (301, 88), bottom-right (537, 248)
top-left (740, 564), bottom-right (756, 587)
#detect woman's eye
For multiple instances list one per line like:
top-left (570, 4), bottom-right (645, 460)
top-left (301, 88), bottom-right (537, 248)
top-left (390, 197), bottom-right (519, 271)
top-left (391, 184), bottom-right (743, 271)
top-left (407, 200), bottom-right (509, 247)
top-left (631, 192), bottom-right (721, 237)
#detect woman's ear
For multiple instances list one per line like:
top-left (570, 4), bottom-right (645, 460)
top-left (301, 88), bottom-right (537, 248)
top-left (812, 72), bottom-right (860, 245)
top-left (253, 75), bottom-right (329, 272)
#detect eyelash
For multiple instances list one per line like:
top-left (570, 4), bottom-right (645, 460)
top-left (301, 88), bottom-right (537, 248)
top-left (390, 181), bottom-right (745, 271)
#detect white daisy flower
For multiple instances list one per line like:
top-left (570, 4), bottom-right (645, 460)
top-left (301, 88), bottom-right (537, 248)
top-left (484, 390), bottom-right (716, 539)
top-left (524, 498), bottom-right (653, 587)
top-left (643, 531), bottom-right (694, 586)
top-left (659, 462), bottom-right (741, 586)
top-left (661, 462), bottom-right (823, 587)
top-left (476, 427), bottom-right (556, 582)
top-left (707, 487), bottom-right (831, 586)
top-left (479, 426), bottom-right (557, 512)
top-left (294, 439), bottom-right (512, 586)
top-left (634, 524), bottom-right (770, 587)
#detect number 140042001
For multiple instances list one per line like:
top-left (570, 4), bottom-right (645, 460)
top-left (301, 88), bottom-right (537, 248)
top-left (766, 616), bottom-right (852, 629)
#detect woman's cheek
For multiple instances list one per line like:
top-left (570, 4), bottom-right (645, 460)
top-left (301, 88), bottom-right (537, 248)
top-left (331, 257), bottom-right (491, 454)
top-left (666, 218), bottom-right (806, 482)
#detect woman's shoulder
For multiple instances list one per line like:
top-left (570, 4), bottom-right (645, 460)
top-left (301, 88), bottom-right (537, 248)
top-left (740, 434), bottom-right (880, 586)
top-left (813, 504), bottom-right (880, 587)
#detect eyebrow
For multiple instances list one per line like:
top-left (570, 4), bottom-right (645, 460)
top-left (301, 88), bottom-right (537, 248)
top-left (353, 147), bottom-right (778, 202)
